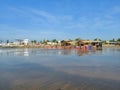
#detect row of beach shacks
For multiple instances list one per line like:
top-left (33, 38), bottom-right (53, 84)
top-left (0, 39), bottom-right (102, 50)
top-left (61, 40), bottom-right (102, 50)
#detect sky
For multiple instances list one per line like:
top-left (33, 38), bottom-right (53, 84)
top-left (0, 0), bottom-right (120, 41)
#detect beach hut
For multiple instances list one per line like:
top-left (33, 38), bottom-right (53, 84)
top-left (76, 40), bottom-right (86, 46)
top-left (91, 41), bottom-right (102, 50)
top-left (61, 40), bottom-right (73, 46)
top-left (76, 40), bottom-right (90, 45)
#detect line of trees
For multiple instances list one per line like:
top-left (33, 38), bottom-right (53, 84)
top-left (0, 40), bottom-right (10, 43)
top-left (109, 38), bottom-right (120, 42)
top-left (31, 39), bottom-right (59, 44)
top-left (0, 38), bottom-right (120, 44)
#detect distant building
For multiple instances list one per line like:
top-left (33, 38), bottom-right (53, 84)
top-left (14, 39), bottom-right (23, 45)
top-left (106, 41), bottom-right (120, 45)
top-left (47, 42), bottom-right (58, 45)
top-left (14, 39), bottom-right (29, 45)
top-left (23, 39), bottom-right (29, 45)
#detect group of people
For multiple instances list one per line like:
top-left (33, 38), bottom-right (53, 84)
top-left (42, 44), bottom-right (99, 51)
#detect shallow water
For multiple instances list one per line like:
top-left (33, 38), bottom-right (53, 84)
top-left (0, 48), bottom-right (120, 90)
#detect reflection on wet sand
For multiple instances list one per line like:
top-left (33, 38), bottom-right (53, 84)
top-left (0, 48), bottom-right (120, 90)
top-left (0, 48), bottom-right (29, 57)
top-left (0, 62), bottom-right (120, 90)
top-left (0, 48), bottom-right (101, 57)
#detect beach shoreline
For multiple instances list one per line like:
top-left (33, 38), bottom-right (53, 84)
top-left (0, 44), bottom-right (120, 49)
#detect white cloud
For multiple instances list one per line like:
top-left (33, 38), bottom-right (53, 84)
top-left (9, 7), bottom-right (73, 26)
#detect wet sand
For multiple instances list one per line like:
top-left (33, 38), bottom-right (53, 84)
top-left (0, 48), bottom-right (120, 90)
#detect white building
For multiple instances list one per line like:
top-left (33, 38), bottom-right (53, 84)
top-left (23, 39), bottom-right (29, 45)
top-left (47, 42), bottom-right (58, 45)
top-left (14, 39), bottom-right (29, 45)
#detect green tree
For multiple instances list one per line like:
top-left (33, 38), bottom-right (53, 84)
top-left (75, 38), bottom-right (80, 41)
top-left (94, 38), bottom-right (102, 41)
top-left (94, 38), bottom-right (98, 41)
top-left (46, 40), bottom-right (50, 42)
top-left (6, 40), bottom-right (9, 43)
top-left (52, 39), bottom-right (58, 43)
top-left (33, 40), bottom-right (37, 43)
top-left (31, 40), bottom-right (34, 43)
top-left (40, 40), bottom-right (43, 43)
top-left (31, 40), bottom-right (37, 44)
top-left (68, 39), bottom-right (72, 42)
top-left (109, 38), bottom-right (115, 42)
top-left (43, 40), bottom-right (47, 44)
top-left (117, 38), bottom-right (120, 42)
top-left (0, 40), bottom-right (2, 43)
top-left (102, 40), bottom-right (107, 44)
top-left (99, 39), bottom-right (102, 41)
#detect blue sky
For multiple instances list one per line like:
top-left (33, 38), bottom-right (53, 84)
top-left (0, 0), bottom-right (120, 40)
